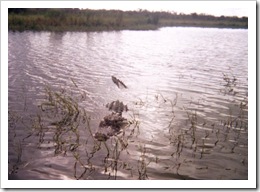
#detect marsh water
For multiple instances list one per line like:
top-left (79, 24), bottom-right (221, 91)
top-left (8, 27), bottom-right (248, 180)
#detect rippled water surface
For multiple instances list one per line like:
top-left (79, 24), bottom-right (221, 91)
top-left (8, 27), bottom-right (248, 180)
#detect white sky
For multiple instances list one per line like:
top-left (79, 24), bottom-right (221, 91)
top-left (4, 1), bottom-right (252, 17)
top-left (78, 1), bottom-right (250, 17)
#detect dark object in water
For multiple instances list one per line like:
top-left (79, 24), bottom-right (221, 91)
top-left (112, 76), bottom-right (127, 88)
top-left (94, 112), bottom-right (128, 141)
top-left (94, 132), bottom-right (109, 142)
top-left (106, 100), bottom-right (128, 114)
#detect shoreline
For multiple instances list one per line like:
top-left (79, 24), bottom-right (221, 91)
top-left (8, 8), bottom-right (248, 32)
top-left (8, 24), bottom-right (248, 33)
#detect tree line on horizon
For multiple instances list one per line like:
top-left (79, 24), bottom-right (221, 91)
top-left (8, 8), bottom-right (248, 31)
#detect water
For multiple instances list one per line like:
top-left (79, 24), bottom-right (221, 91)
top-left (8, 27), bottom-right (248, 180)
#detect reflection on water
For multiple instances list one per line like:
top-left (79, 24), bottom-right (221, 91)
top-left (8, 27), bottom-right (248, 180)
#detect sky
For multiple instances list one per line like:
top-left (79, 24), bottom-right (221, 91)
top-left (78, 1), bottom-right (250, 17)
top-left (2, 1), bottom-right (252, 17)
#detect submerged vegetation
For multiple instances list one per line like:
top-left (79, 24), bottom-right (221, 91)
top-left (8, 8), bottom-right (248, 32)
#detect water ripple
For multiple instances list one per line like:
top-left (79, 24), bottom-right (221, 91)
top-left (8, 27), bottom-right (248, 180)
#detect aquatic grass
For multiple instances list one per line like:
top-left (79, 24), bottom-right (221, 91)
top-left (97, 115), bottom-right (141, 179)
top-left (8, 139), bottom-right (23, 175)
top-left (165, 72), bottom-right (248, 174)
top-left (185, 109), bottom-right (198, 146)
top-left (105, 137), bottom-right (122, 179)
top-left (137, 145), bottom-right (150, 180)
top-left (167, 93), bottom-right (178, 133)
top-left (31, 114), bottom-right (45, 146)
top-left (125, 112), bottom-right (141, 139)
top-left (8, 70), bottom-right (248, 179)
top-left (36, 83), bottom-right (143, 179)
top-left (8, 111), bottom-right (27, 174)
top-left (38, 85), bottom-right (86, 155)
top-left (38, 85), bottom-right (104, 179)
top-left (221, 72), bottom-right (239, 96)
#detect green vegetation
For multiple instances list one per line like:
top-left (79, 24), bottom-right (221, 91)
top-left (8, 8), bottom-right (248, 32)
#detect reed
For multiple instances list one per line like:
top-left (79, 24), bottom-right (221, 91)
top-left (137, 145), bottom-right (149, 180)
top-left (8, 71), bottom-right (248, 179)
top-left (8, 111), bottom-right (25, 174)
top-left (165, 71), bottom-right (248, 175)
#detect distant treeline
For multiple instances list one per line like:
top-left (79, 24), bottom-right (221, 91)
top-left (8, 8), bottom-right (248, 32)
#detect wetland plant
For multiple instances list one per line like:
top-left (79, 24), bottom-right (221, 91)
top-left (35, 83), bottom-right (142, 179)
top-left (8, 71), bottom-right (248, 180)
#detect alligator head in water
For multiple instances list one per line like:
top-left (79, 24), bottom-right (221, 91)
top-left (106, 100), bottom-right (128, 115)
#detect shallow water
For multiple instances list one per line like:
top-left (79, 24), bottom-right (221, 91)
top-left (8, 27), bottom-right (248, 180)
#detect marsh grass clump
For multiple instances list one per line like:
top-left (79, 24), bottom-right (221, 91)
top-left (28, 82), bottom-right (144, 180)
top-left (8, 111), bottom-right (26, 174)
top-left (165, 72), bottom-right (248, 175)
top-left (137, 145), bottom-right (150, 180)
top-left (221, 72), bottom-right (239, 96)
top-left (39, 86), bottom-right (83, 155)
